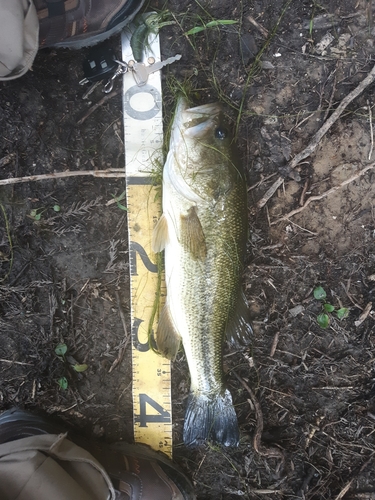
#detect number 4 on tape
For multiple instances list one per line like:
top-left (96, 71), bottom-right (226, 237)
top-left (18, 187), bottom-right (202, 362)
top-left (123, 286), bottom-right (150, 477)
top-left (135, 394), bottom-right (171, 427)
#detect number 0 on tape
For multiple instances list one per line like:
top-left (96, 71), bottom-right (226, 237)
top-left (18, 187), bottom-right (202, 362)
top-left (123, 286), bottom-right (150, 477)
top-left (121, 25), bottom-right (172, 458)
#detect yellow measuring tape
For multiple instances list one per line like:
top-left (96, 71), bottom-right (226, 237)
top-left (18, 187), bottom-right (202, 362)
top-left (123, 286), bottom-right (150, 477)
top-left (121, 26), bottom-right (172, 458)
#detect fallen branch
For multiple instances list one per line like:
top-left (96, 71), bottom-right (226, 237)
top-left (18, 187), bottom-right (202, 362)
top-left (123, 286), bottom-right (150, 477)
top-left (232, 370), bottom-right (284, 460)
top-left (0, 169), bottom-right (125, 186)
top-left (0, 153), bottom-right (16, 168)
top-left (354, 302), bottom-right (373, 327)
top-left (247, 15), bottom-right (269, 38)
top-left (257, 62), bottom-right (375, 211)
top-left (271, 161), bottom-right (375, 225)
top-left (77, 89), bottom-right (121, 125)
top-left (368, 100), bottom-right (374, 160)
top-left (108, 292), bottom-right (130, 374)
top-left (255, 178), bottom-right (284, 212)
top-left (334, 453), bottom-right (375, 500)
top-left (0, 358), bottom-right (33, 366)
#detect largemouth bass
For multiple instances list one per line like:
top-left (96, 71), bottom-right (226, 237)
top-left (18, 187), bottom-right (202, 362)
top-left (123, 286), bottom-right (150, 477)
top-left (152, 97), bottom-right (252, 446)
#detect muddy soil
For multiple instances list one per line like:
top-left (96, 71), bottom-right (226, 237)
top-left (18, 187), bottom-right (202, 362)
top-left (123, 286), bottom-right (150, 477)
top-left (1, 0), bottom-right (375, 498)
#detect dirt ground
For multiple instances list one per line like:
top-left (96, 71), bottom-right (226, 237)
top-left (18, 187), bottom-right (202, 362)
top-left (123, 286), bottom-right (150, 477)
top-left (1, 0), bottom-right (375, 498)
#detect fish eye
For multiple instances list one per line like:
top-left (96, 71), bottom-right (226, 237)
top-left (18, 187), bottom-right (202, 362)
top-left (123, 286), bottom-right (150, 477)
top-left (215, 127), bottom-right (227, 140)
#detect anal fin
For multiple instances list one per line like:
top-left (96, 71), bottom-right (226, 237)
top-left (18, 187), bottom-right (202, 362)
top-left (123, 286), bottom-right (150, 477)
top-left (226, 290), bottom-right (253, 347)
top-left (155, 304), bottom-right (181, 360)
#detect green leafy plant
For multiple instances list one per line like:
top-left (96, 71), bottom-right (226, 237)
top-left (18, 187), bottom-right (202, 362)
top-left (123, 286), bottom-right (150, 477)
top-left (55, 343), bottom-right (88, 389)
top-left (28, 208), bottom-right (45, 221)
top-left (28, 204), bottom-right (62, 222)
top-left (131, 11), bottom-right (174, 62)
top-left (185, 19), bottom-right (237, 36)
top-left (58, 377), bottom-right (68, 390)
top-left (55, 343), bottom-right (67, 356)
top-left (74, 363), bottom-right (89, 372)
top-left (111, 191), bottom-right (128, 211)
top-left (313, 286), bottom-right (349, 328)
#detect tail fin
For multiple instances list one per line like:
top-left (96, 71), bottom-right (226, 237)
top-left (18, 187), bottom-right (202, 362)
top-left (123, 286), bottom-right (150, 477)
top-left (183, 389), bottom-right (239, 447)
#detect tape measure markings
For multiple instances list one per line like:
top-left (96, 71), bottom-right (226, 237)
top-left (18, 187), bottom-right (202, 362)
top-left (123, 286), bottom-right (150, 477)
top-left (121, 27), bottom-right (172, 458)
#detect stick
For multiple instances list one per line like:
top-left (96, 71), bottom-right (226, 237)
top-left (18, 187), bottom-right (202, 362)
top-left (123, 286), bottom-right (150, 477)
top-left (354, 302), bottom-right (372, 327)
top-left (368, 100), bottom-right (374, 160)
top-left (269, 331), bottom-right (279, 357)
top-left (323, 71), bottom-right (337, 122)
top-left (256, 178), bottom-right (284, 211)
top-left (76, 89), bottom-right (121, 125)
top-left (0, 169), bottom-right (125, 186)
top-left (257, 63), bottom-right (375, 210)
top-left (247, 15), bottom-right (269, 38)
top-left (334, 453), bottom-right (375, 500)
top-left (290, 64), bottom-right (375, 168)
top-left (108, 291), bottom-right (130, 373)
top-left (0, 358), bottom-right (33, 366)
top-left (0, 153), bottom-right (16, 168)
top-left (271, 162), bottom-right (375, 224)
top-left (232, 371), bottom-right (284, 459)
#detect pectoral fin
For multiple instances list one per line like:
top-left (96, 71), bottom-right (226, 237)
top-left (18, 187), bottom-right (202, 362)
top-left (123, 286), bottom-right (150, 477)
top-left (226, 291), bottom-right (253, 347)
top-left (180, 206), bottom-right (207, 261)
top-left (152, 214), bottom-right (168, 253)
top-left (156, 304), bottom-right (181, 360)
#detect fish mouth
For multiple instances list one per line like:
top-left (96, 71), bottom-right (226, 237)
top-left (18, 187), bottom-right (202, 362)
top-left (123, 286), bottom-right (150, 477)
top-left (172, 98), bottom-right (222, 141)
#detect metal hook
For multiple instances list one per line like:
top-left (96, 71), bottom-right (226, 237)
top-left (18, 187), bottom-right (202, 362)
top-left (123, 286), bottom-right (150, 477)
top-left (103, 60), bottom-right (129, 94)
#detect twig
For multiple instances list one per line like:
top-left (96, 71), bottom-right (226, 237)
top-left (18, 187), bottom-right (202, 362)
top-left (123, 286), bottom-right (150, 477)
top-left (305, 415), bottom-right (324, 449)
top-left (232, 370), bottom-right (284, 460)
top-left (171, 11), bottom-right (195, 50)
top-left (368, 100), bottom-right (374, 160)
top-left (0, 153), bottom-right (16, 167)
top-left (340, 281), bottom-right (363, 310)
top-left (256, 178), bottom-right (284, 212)
top-left (257, 63), bottom-right (375, 211)
top-left (247, 15), bottom-right (269, 38)
top-left (0, 169), bottom-right (125, 186)
top-left (271, 162), bottom-right (375, 224)
top-left (108, 338), bottom-right (130, 373)
top-left (269, 331), bottom-right (279, 357)
top-left (248, 490), bottom-right (282, 495)
top-left (108, 291), bottom-right (130, 373)
top-left (193, 454), bottom-right (207, 479)
top-left (299, 179), bottom-right (309, 206)
top-left (298, 466), bottom-right (317, 497)
top-left (0, 358), bottom-right (33, 366)
top-left (346, 494), bottom-right (375, 499)
top-left (77, 89), bottom-right (121, 125)
top-left (354, 302), bottom-right (372, 327)
top-left (323, 71), bottom-right (337, 122)
top-left (247, 173), bottom-right (277, 192)
top-left (115, 291), bottom-right (128, 338)
top-left (285, 218), bottom-right (317, 235)
top-left (289, 65), bottom-right (375, 167)
top-left (334, 453), bottom-right (375, 500)
top-left (335, 481), bottom-right (354, 500)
